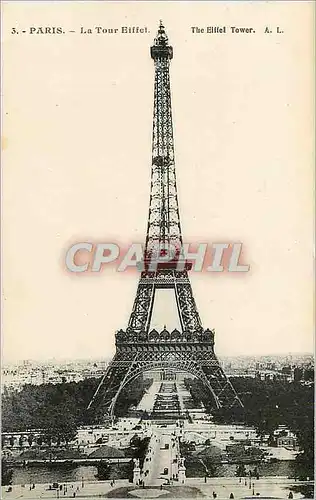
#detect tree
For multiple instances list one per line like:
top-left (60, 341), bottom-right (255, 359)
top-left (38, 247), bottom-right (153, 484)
top-left (96, 460), bottom-right (111, 480)
top-left (128, 435), bottom-right (150, 467)
top-left (236, 464), bottom-right (246, 477)
top-left (1, 459), bottom-right (13, 486)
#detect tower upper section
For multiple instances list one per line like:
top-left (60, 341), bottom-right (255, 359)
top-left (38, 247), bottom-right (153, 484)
top-left (145, 22), bottom-right (182, 257)
top-left (150, 21), bottom-right (173, 60)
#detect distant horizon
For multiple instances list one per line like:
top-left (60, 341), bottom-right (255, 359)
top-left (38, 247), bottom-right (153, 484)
top-left (2, 350), bottom-right (314, 367)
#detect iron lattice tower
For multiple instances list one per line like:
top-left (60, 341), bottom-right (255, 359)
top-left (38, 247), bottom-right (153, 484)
top-left (88, 23), bottom-right (243, 418)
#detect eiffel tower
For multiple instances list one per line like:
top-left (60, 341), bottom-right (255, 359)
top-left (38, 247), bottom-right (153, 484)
top-left (88, 22), bottom-right (243, 418)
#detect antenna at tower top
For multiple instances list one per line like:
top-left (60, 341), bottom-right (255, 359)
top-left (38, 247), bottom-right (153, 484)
top-left (158, 20), bottom-right (167, 37)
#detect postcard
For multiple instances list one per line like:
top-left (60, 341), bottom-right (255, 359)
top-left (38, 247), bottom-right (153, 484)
top-left (1, 1), bottom-right (314, 499)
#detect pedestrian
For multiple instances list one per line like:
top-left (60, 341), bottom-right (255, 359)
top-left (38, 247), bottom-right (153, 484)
top-left (230, 494), bottom-right (234, 499)
top-left (288, 493), bottom-right (293, 499)
top-left (73, 492), bottom-right (76, 498)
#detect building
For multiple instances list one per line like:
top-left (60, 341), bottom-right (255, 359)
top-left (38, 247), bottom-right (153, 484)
top-left (277, 435), bottom-right (297, 449)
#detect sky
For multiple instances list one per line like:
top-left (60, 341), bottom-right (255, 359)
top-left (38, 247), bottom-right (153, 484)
top-left (2, 1), bottom-right (314, 363)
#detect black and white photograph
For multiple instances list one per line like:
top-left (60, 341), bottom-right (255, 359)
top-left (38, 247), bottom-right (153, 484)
top-left (1, 1), bottom-right (314, 499)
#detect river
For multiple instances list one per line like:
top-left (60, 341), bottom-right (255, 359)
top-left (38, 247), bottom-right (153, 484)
top-left (10, 465), bottom-right (98, 486)
top-left (10, 461), bottom-right (296, 486)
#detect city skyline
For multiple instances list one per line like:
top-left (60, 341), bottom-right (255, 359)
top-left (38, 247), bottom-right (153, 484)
top-left (2, 350), bottom-right (314, 366)
top-left (2, 351), bottom-right (313, 396)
